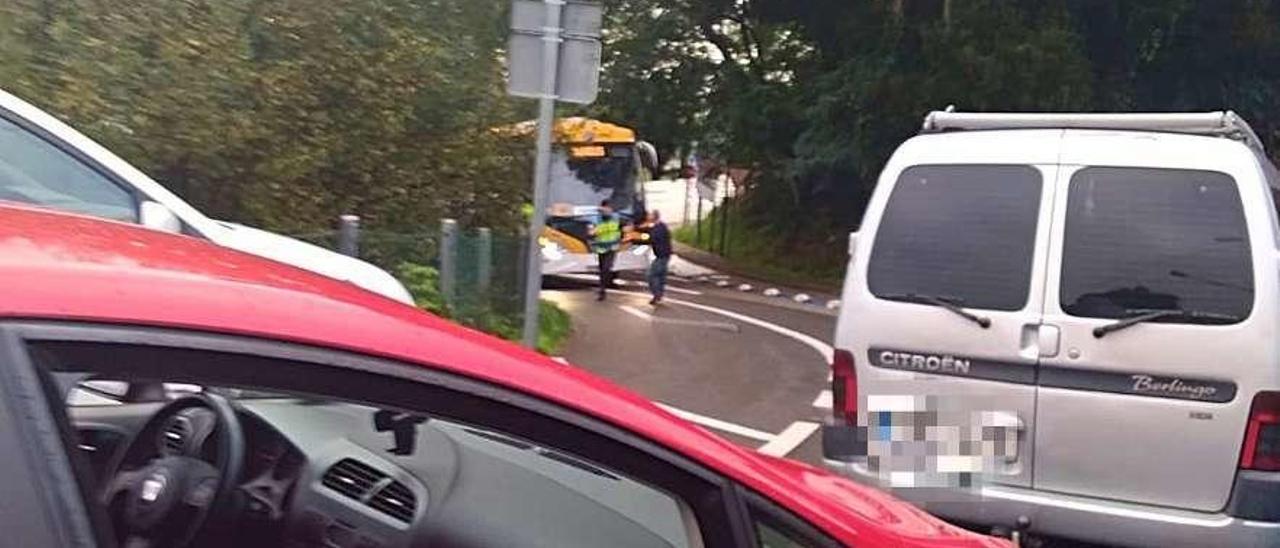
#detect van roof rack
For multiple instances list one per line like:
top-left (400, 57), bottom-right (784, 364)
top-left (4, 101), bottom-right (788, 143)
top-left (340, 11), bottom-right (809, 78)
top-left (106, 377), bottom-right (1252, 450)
top-left (920, 106), bottom-right (1265, 154)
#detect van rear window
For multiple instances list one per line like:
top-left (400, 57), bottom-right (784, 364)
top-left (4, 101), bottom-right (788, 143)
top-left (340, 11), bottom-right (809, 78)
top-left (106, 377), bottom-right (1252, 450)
top-left (868, 165), bottom-right (1043, 311)
top-left (1061, 167), bottom-right (1253, 322)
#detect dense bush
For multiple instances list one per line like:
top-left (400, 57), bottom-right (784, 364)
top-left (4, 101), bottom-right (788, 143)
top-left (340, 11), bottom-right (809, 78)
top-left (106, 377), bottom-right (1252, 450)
top-left (397, 262), bottom-right (571, 354)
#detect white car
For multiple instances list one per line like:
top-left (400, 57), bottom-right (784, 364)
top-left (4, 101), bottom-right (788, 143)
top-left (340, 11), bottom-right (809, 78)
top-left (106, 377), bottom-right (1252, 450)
top-left (0, 88), bottom-right (413, 303)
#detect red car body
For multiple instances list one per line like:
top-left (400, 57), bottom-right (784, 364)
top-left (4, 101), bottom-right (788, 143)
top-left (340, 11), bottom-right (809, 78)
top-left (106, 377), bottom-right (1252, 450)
top-left (0, 204), bottom-right (1008, 547)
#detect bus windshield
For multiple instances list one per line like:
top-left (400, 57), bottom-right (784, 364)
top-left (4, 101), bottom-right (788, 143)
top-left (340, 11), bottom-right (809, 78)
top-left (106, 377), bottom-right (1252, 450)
top-left (548, 145), bottom-right (637, 216)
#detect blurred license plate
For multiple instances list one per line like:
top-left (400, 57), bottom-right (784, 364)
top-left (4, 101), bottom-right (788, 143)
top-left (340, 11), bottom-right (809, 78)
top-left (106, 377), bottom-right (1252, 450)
top-left (864, 395), bottom-right (1021, 488)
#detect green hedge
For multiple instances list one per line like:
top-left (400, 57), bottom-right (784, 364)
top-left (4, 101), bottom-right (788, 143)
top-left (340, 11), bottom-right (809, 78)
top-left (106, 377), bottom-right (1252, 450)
top-left (396, 262), bottom-right (571, 355)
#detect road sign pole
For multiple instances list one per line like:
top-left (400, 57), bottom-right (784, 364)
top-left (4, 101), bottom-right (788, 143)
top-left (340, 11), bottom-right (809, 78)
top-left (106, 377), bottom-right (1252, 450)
top-left (520, 0), bottom-right (564, 348)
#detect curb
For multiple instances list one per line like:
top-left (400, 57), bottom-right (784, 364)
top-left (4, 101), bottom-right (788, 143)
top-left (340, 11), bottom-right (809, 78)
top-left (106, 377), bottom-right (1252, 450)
top-left (672, 241), bottom-right (840, 295)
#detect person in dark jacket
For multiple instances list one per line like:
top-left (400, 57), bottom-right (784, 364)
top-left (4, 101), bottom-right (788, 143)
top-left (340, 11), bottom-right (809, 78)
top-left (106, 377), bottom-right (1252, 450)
top-left (641, 210), bottom-right (672, 305)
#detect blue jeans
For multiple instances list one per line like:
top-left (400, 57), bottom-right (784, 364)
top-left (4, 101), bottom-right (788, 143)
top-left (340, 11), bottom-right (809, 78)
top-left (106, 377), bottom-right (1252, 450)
top-left (647, 256), bottom-right (670, 300)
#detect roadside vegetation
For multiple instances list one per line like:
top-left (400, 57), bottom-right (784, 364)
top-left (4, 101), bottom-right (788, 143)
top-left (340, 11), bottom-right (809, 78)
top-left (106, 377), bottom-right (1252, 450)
top-left (673, 204), bottom-right (843, 291)
top-left (397, 263), bottom-right (571, 355)
top-left (0, 0), bottom-right (531, 237)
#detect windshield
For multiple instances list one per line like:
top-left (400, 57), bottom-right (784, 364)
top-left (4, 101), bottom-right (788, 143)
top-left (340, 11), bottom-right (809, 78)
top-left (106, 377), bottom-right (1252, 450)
top-left (548, 146), bottom-right (637, 215)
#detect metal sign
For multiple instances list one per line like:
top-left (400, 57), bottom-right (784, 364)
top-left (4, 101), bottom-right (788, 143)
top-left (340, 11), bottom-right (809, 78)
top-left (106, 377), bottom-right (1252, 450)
top-left (508, 0), bottom-right (604, 348)
top-left (507, 34), bottom-right (601, 104)
top-left (512, 0), bottom-right (602, 37)
top-left (508, 0), bottom-right (603, 105)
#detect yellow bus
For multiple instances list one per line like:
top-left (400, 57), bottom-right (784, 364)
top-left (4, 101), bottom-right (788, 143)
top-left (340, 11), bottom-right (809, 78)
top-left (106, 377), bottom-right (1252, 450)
top-left (502, 117), bottom-right (658, 275)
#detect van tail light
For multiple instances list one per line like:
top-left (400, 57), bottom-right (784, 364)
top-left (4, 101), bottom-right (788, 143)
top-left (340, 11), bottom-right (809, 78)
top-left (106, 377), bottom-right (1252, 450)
top-left (1241, 392), bottom-right (1280, 471)
top-left (831, 349), bottom-right (857, 426)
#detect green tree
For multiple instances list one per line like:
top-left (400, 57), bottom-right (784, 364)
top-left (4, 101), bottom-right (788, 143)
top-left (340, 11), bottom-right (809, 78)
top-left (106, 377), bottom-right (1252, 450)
top-left (0, 0), bottom-right (532, 236)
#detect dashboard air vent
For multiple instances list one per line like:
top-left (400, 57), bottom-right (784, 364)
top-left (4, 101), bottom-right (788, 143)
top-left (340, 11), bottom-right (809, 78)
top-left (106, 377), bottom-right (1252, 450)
top-left (322, 458), bottom-right (386, 500)
top-left (368, 480), bottom-right (416, 523)
top-left (161, 416), bottom-right (190, 454)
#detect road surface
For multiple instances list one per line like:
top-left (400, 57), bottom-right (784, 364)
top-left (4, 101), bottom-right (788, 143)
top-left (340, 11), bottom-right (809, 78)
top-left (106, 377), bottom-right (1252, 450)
top-left (544, 264), bottom-right (838, 465)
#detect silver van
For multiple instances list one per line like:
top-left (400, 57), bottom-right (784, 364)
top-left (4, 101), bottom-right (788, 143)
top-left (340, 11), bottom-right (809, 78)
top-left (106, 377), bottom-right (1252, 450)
top-left (823, 111), bottom-right (1280, 547)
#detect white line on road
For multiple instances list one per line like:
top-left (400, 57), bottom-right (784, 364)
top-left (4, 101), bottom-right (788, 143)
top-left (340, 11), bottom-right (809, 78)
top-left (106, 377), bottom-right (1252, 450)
top-left (655, 403), bottom-right (775, 442)
top-left (757, 421), bottom-right (822, 457)
top-left (664, 286), bottom-right (703, 296)
top-left (616, 291), bottom-right (834, 363)
top-left (618, 305), bottom-right (738, 332)
top-left (609, 290), bottom-right (835, 456)
top-left (812, 390), bottom-right (832, 410)
top-left (618, 305), bottom-right (653, 321)
top-left (550, 273), bottom-right (704, 295)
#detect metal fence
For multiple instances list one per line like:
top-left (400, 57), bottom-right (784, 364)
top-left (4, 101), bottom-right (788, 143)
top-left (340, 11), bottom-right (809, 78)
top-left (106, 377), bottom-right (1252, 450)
top-left (294, 217), bottom-right (529, 338)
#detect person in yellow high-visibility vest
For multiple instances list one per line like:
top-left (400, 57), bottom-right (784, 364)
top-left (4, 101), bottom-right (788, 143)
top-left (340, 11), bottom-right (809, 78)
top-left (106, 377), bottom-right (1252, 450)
top-left (588, 199), bottom-right (623, 301)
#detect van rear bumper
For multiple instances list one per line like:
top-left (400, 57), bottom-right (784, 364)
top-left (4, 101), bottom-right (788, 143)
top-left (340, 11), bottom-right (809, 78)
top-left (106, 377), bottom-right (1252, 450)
top-left (823, 458), bottom-right (1280, 548)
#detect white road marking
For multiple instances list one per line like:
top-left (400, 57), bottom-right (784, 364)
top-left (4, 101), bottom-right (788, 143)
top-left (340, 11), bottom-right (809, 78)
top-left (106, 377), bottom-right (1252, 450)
top-left (557, 273), bottom-right (601, 284)
top-left (812, 390), bottom-right (832, 410)
top-left (618, 305), bottom-right (653, 321)
top-left (608, 290), bottom-right (837, 457)
top-left (655, 403), bottom-right (775, 442)
top-left (616, 291), bottom-right (834, 362)
top-left (757, 421), bottom-right (821, 457)
top-left (552, 272), bottom-right (703, 295)
top-left (664, 286), bottom-right (703, 296)
top-left (551, 356), bottom-right (570, 365)
top-left (618, 305), bottom-right (738, 332)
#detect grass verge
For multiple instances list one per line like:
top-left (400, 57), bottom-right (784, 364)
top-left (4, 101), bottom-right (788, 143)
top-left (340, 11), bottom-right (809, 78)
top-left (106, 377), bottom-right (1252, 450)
top-left (673, 205), bottom-right (844, 292)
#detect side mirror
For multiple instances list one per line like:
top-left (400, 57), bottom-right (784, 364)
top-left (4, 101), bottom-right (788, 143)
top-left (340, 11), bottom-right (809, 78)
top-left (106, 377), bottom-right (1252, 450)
top-left (848, 231), bottom-right (860, 258)
top-left (636, 141), bottom-right (659, 178)
top-left (140, 201), bottom-right (182, 233)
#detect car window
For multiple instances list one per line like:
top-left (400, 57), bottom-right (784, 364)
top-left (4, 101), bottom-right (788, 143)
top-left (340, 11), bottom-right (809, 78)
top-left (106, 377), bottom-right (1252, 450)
top-left (27, 333), bottom-right (725, 548)
top-left (756, 520), bottom-right (809, 548)
top-left (868, 164), bottom-right (1044, 311)
top-left (744, 491), bottom-right (835, 548)
top-left (1060, 167), bottom-right (1253, 321)
top-left (0, 115), bottom-right (137, 222)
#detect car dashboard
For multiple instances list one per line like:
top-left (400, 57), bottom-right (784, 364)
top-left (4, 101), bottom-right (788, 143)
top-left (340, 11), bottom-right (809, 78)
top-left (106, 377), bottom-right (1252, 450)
top-left (80, 398), bottom-right (691, 548)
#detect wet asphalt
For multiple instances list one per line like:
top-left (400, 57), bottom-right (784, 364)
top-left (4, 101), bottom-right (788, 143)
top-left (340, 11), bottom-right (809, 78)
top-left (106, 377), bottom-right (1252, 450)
top-left (543, 273), bottom-right (837, 466)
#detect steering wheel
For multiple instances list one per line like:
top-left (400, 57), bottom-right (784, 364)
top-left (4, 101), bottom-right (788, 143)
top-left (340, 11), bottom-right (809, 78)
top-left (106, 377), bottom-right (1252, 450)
top-left (100, 394), bottom-right (245, 548)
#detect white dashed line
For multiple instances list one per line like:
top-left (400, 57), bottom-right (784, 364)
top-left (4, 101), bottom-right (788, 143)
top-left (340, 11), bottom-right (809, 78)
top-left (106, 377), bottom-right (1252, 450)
top-left (757, 421), bottom-right (822, 457)
top-left (655, 403), bottom-right (775, 442)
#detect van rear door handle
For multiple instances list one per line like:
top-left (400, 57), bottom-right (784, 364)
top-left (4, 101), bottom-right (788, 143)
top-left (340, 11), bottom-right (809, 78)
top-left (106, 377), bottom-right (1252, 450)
top-left (1037, 324), bottom-right (1061, 358)
top-left (1020, 323), bottom-right (1060, 359)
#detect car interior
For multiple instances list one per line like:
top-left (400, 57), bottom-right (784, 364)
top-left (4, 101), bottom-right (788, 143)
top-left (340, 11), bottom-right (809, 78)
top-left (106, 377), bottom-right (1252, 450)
top-left (21, 331), bottom-right (730, 548)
